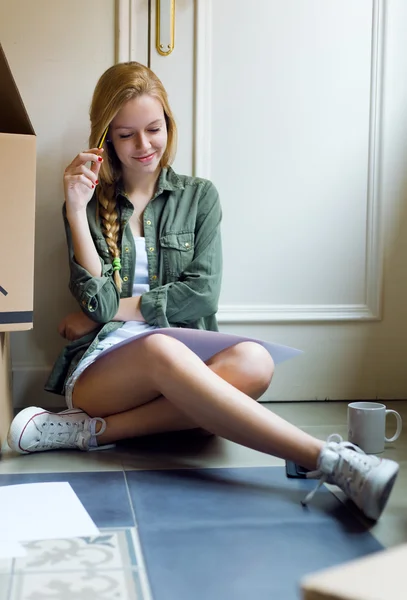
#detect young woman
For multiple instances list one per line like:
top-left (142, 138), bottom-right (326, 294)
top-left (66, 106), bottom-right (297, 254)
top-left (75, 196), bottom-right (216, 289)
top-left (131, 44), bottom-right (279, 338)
top-left (7, 62), bottom-right (398, 521)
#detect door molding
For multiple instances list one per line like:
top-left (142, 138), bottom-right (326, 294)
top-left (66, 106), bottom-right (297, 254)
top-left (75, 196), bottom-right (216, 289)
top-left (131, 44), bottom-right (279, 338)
top-left (195, 0), bottom-right (385, 324)
top-left (217, 303), bottom-right (377, 324)
top-left (115, 0), bottom-right (149, 64)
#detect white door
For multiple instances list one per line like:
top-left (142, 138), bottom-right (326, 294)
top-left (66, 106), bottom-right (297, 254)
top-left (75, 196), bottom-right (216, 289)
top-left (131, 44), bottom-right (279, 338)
top-left (2, 0), bottom-right (407, 406)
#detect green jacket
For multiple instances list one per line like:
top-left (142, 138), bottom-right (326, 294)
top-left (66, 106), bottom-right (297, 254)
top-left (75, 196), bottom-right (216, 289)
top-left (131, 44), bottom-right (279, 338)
top-left (45, 167), bottom-right (223, 395)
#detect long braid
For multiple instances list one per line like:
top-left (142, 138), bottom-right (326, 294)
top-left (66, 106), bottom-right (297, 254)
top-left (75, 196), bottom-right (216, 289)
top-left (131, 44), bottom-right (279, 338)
top-left (97, 183), bottom-right (123, 292)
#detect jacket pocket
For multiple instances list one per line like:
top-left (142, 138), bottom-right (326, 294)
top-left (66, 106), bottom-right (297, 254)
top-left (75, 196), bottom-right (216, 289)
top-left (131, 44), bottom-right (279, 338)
top-left (159, 231), bottom-right (195, 276)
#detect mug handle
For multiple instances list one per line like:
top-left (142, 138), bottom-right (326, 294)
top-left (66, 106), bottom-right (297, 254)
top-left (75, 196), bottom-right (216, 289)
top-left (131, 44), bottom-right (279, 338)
top-left (385, 410), bottom-right (402, 443)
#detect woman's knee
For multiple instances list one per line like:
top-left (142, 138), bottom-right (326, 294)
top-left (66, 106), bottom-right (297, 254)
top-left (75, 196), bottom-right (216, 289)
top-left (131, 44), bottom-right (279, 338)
top-left (236, 342), bottom-right (274, 391)
top-left (141, 333), bottom-right (185, 373)
top-left (220, 342), bottom-right (275, 396)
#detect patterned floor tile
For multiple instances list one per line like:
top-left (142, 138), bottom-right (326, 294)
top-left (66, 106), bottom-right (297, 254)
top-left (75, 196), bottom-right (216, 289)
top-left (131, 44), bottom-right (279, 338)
top-left (7, 529), bottom-right (144, 600)
top-left (0, 574), bottom-right (10, 600)
top-left (9, 568), bottom-right (143, 600)
top-left (14, 530), bottom-right (137, 573)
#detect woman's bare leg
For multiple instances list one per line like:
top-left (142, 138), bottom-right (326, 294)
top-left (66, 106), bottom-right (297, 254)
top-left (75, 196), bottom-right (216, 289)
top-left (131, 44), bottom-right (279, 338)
top-left (73, 335), bottom-right (322, 470)
top-left (74, 341), bottom-right (272, 439)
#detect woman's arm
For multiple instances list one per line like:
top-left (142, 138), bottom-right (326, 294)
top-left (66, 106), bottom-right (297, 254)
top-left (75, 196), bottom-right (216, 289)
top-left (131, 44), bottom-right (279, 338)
top-left (113, 297), bottom-right (145, 322)
top-left (63, 147), bottom-right (104, 277)
top-left (65, 208), bottom-right (102, 278)
top-left (63, 204), bottom-right (120, 324)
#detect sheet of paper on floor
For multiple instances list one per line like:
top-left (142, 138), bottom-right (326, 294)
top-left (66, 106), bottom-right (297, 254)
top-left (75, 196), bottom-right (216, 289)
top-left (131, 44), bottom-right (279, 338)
top-left (0, 482), bottom-right (99, 545)
top-left (0, 540), bottom-right (26, 559)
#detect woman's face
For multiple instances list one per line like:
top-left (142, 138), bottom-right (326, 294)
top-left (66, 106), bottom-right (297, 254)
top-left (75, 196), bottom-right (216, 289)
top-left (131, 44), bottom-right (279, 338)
top-left (109, 94), bottom-right (168, 176)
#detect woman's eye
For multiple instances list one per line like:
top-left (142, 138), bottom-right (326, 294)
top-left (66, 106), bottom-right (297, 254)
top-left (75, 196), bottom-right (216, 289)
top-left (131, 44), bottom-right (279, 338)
top-left (119, 133), bottom-right (133, 139)
top-left (149, 128), bottom-right (161, 133)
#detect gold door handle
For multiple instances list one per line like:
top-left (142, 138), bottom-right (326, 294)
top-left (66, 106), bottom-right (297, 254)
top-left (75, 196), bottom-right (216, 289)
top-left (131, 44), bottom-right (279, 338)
top-left (156, 0), bottom-right (175, 56)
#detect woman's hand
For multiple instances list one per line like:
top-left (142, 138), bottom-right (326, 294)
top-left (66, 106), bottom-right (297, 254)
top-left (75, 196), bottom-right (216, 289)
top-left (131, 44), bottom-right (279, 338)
top-left (63, 148), bottom-right (104, 214)
top-left (58, 311), bottom-right (100, 341)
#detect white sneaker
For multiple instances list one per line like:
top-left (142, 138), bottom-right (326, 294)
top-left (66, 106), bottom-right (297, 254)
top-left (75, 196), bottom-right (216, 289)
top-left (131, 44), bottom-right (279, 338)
top-left (7, 407), bottom-right (115, 454)
top-left (302, 434), bottom-right (399, 521)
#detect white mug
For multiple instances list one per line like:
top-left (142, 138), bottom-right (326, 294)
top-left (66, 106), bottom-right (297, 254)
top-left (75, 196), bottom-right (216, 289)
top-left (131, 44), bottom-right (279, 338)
top-left (347, 402), bottom-right (402, 454)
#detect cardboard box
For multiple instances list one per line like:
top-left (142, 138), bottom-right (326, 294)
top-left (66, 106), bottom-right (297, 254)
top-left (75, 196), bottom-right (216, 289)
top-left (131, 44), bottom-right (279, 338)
top-left (0, 42), bottom-right (36, 332)
top-left (301, 543), bottom-right (407, 600)
top-left (0, 43), bottom-right (36, 444)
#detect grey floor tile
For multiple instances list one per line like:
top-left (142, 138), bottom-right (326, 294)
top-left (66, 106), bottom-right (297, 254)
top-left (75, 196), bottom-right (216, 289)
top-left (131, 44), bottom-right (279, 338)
top-left (126, 467), bottom-right (381, 600)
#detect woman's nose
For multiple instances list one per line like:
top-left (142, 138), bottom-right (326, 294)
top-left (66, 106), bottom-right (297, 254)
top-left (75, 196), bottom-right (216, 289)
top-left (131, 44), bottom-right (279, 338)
top-left (134, 132), bottom-right (150, 150)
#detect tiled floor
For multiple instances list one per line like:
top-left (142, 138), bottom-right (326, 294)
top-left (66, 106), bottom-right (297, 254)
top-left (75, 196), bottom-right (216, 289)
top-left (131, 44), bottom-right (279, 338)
top-left (2, 530), bottom-right (146, 600)
top-left (1, 400), bottom-right (407, 599)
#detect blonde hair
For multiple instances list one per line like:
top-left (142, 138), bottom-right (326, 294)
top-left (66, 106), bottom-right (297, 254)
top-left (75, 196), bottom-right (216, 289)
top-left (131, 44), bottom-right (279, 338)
top-left (89, 62), bottom-right (177, 291)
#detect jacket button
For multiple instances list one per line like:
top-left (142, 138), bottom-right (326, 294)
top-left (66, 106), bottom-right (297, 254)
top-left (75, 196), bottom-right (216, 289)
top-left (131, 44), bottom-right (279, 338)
top-left (149, 247), bottom-right (155, 252)
top-left (123, 276), bottom-right (129, 282)
top-left (185, 242), bottom-right (190, 248)
top-left (152, 275), bottom-right (157, 280)
top-left (146, 220), bottom-right (152, 226)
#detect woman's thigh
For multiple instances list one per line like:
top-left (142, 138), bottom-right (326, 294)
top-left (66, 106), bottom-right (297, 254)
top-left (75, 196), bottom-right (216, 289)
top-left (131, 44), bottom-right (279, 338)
top-left (72, 334), bottom-right (166, 417)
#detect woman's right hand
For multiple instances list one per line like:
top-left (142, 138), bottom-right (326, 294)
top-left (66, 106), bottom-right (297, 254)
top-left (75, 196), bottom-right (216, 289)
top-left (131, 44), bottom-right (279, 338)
top-left (58, 311), bottom-right (100, 341)
top-left (63, 148), bottom-right (104, 213)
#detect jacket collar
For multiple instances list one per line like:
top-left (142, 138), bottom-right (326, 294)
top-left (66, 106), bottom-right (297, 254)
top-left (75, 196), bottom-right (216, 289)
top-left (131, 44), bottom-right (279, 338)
top-left (116, 166), bottom-right (184, 200)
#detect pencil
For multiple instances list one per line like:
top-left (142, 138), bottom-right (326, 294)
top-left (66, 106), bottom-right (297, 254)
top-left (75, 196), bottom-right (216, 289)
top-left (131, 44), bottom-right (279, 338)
top-left (97, 125), bottom-right (109, 149)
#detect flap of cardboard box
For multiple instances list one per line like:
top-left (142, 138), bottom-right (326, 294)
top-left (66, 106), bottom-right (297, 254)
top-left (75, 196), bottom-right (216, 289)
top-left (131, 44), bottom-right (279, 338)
top-left (0, 43), bottom-right (35, 135)
top-left (301, 543), bottom-right (407, 600)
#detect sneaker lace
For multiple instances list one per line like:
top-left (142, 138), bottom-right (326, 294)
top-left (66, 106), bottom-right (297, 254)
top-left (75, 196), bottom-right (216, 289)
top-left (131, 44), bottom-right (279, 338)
top-left (301, 433), bottom-right (370, 507)
top-left (38, 417), bottom-right (106, 449)
top-left (76, 418), bottom-right (107, 450)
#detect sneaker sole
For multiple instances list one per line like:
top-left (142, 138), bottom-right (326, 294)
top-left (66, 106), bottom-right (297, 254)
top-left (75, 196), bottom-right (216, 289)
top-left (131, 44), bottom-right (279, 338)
top-left (362, 459), bottom-right (399, 521)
